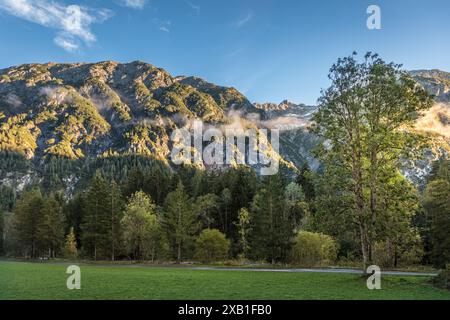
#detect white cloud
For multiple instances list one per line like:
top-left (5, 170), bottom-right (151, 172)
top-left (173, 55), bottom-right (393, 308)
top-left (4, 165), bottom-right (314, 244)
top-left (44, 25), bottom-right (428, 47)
top-left (152, 18), bottom-right (171, 33)
top-left (0, 0), bottom-right (113, 52)
top-left (54, 34), bottom-right (78, 52)
top-left (118, 0), bottom-right (147, 10)
top-left (159, 26), bottom-right (170, 33)
top-left (233, 12), bottom-right (253, 28)
top-left (5, 93), bottom-right (23, 108)
top-left (185, 1), bottom-right (200, 15)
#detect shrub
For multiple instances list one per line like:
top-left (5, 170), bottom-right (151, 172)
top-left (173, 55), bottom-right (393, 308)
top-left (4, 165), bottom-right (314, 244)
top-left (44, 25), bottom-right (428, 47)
top-left (431, 267), bottom-right (450, 290)
top-left (372, 240), bottom-right (424, 268)
top-left (195, 229), bottom-right (230, 263)
top-left (290, 231), bottom-right (338, 267)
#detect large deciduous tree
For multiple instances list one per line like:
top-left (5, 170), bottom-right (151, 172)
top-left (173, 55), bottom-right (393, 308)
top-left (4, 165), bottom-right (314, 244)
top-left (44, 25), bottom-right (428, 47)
top-left (122, 191), bottom-right (166, 261)
top-left (312, 52), bottom-right (433, 269)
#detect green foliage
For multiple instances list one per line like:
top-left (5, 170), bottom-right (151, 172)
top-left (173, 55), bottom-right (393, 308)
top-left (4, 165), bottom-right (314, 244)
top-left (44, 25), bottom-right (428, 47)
top-left (0, 114), bottom-right (39, 158)
top-left (295, 163), bottom-right (315, 202)
top-left (249, 173), bottom-right (294, 263)
top-left (432, 268), bottom-right (450, 290)
top-left (124, 123), bottom-right (170, 160)
top-left (0, 151), bottom-right (30, 176)
top-left (195, 229), bottom-right (230, 263)
top-left (372, 239), bottom-right (423, 268)
top-left (0, 59), bottom-right (447, 270)
top-left (284, 182), bottom-right (309, 231)
top-left (1, 74), bottom-right (11, 83)
top-left (423, 178), bottom-right (450, 268)
top-left (122, 164), bottom-right (173, 205)
top-left (236, 207), bottom-right (251, 259)
top-left (64, 227), bottom-right (78, 259)
top-left (134, 80), bottom-right (162, 114)
top-left (194, 193), bottom-right (220, 229)
top-left (43, 90), bottom-right (111, 159)
top-left (312, 52), bottom-right (434, 267)
top-left (82, 79), bottom-right (131, 121)
top-left (121, 191), bottom-right (167, 261)
top-left (163, 181), bottom-right (199, 261)
top-left (11, 189), bottom-right (64, 258)
top-left (12, 189), bottom-right (44, 258)
top-left (178, 76), bottom-right (254, 112)
top-left (290, 231), bottom-right (339, 267)
top-left (0, 186), bottom-right (16, 213)
top-left (37, 194), bottom-right (65, 257)
top-left (81, 172), bottom-right (111, 260)
top-left (374, 172), bottom-right (423, 267)
top-left (0, 212), bottom-right (4, 256)
top-left (108, 180), bottom-right (124, 261)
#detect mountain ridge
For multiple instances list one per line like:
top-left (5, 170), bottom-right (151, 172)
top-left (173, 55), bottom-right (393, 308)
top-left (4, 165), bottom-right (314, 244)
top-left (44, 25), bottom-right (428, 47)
top-left (0, 61), bottom-right (449, 190)
top-left (0, 61), bottom-right (266, 163)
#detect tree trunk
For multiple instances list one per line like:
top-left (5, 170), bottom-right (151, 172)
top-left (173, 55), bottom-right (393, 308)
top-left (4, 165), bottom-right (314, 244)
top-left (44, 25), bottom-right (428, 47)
top-left (177, 242), bottom-right (182, 263)
top-left (359, 222), bottom-right (370, 272)
top-left (111, 194), bottom-right (115, 262)
top-left (369, 149), bottom-right (378, 262)
top-left (353, 145), bottom-right (372, 272)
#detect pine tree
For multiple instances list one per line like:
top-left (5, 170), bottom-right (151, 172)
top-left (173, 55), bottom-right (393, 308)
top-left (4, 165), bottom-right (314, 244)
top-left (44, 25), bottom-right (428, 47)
top-left (108, 180), bottom-right (123, 261)
top-left (423, 177), bottom-right (450, 268)
top-left (64, 227), bottom-right (78, 259)
top-left (236, 208), bottom-right (251, 259)
top-left (81, 171), bottom-right (110, 260)
top-left (12, 189), bottom-right (44, 258)
top-left (220, 188), bottom-right (232, 235)
top-left (122, 167), bottom-right (145, 199)
top-left (249, 174), bottom-right (294, 263)
top-left (296, 163), bottom-right (315, 202)
top-left (194, 194), bottom-right (220, 229)
top-left (285, 182), bottom-right (308, 230)
top-left (64, 193), bottom-right (84, 247)
top-left (37, 194), bottom-right (65, 258)
top-left (163, 181), bottom-right (198, 262)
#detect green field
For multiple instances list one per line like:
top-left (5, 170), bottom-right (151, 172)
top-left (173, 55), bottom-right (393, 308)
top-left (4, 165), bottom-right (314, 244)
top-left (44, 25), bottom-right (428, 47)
top-left (0, 261), bottom-right (449, 300)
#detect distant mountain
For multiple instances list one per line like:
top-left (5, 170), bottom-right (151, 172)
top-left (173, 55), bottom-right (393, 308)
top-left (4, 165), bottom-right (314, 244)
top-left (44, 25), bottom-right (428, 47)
top-left (254, 100), bottom-right (320, 170)
top-left (0, 61), bottom-right (269, 161)
top-left (256, 70), bottom-right (450, 180)
top-left (0, 62), bottom-right (449, 192)
top-left (410, 69), bottom-right (450, 103)
top-left (254, 100), bottom-right (316, 129)
top-left (0, 61), bottom-right (293, 194)
top-left (409, 70), bottom-right (450, 141)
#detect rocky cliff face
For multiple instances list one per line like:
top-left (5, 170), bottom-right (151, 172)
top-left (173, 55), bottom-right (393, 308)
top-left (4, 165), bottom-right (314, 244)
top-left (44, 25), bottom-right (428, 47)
top-left (253, 100), bottom-right (319, 170)
top-left (0, 62), bottom-right (449, 190)
top-left (256, 71), bottom-right (450, 179)
top-left (0, 61), bottom-right (267, 164)
top-left (410, 70), bottom-right (450, 103)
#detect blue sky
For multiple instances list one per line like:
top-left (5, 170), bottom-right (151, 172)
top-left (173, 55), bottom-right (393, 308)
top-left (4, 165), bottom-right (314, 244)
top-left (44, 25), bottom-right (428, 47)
top-left (0, 0), bottom-right (449, 105)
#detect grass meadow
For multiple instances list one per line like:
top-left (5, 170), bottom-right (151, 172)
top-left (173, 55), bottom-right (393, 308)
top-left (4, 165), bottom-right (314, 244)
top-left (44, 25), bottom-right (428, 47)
top-left (0, 261), bottom-right (449, 300)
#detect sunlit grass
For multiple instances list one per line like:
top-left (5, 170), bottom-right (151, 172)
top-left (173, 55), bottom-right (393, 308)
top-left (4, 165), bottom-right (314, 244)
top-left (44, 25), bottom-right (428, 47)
top-left (0, 261), bottom-right (449, 300)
